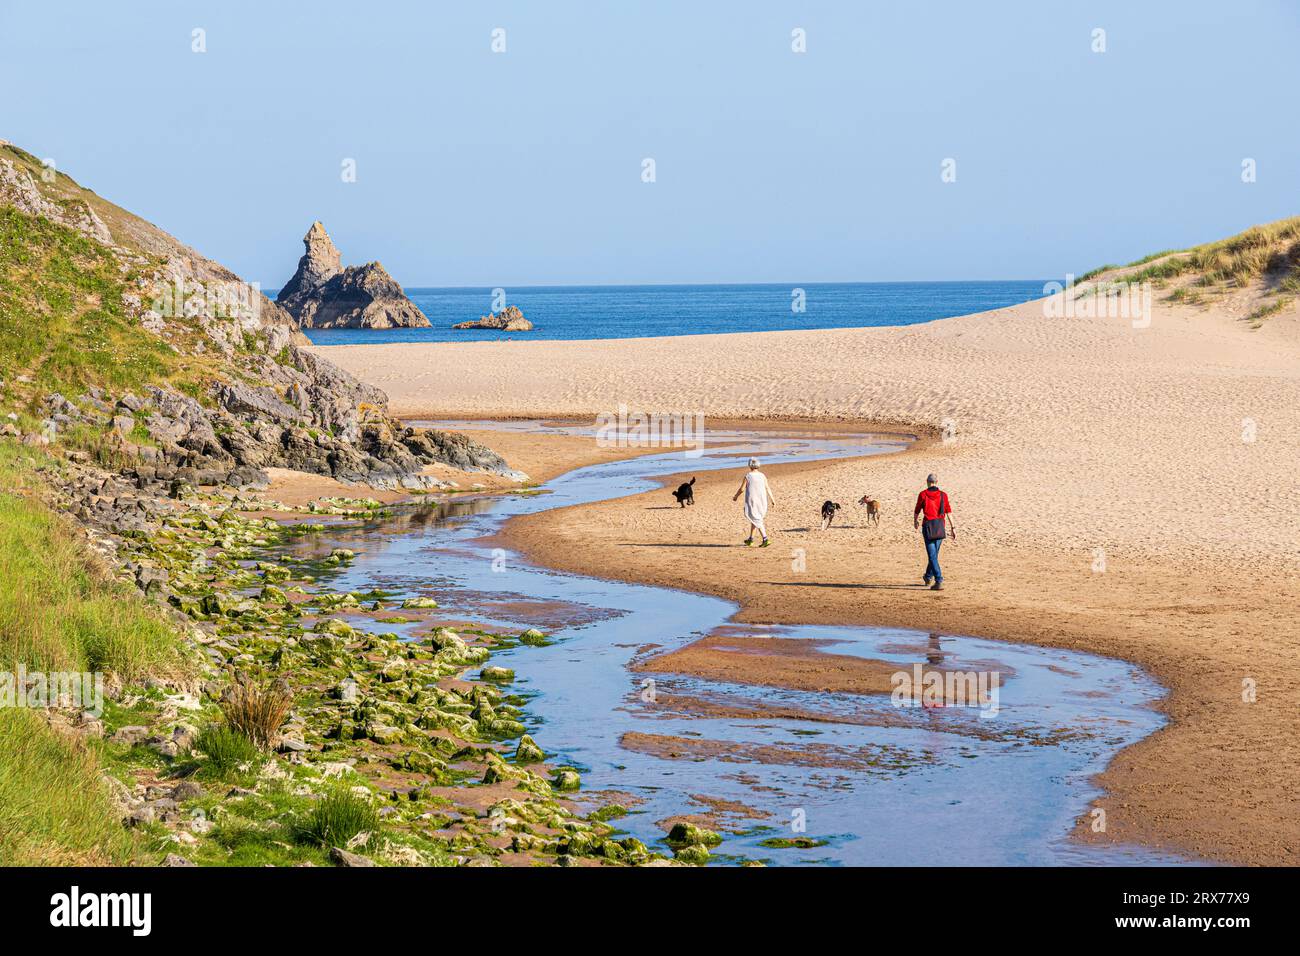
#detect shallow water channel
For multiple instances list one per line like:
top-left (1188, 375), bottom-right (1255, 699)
top-left (279, 421), bottom-right (1189, 866)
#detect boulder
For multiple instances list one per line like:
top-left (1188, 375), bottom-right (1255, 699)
top-left (451, 305), bottom-right (533, 332)
top-left (329, 846), bottom-right (377, 868)
top-left (514, 734), bottom-right (545, 763)
top-left (666, 822), bottom-right (722, 847)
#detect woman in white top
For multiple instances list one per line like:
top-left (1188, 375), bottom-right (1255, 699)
top-left (732, 458), bottom-right (776, 547)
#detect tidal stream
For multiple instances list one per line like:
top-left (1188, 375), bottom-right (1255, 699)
top-left (280, 421), bottom-right (1188, 866)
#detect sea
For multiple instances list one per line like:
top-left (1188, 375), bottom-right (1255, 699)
top-left (292, 280), bottom-right (1050, 345)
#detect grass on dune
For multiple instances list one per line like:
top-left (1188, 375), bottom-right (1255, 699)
top-left (1077, 216), bottom-right (1300, 322)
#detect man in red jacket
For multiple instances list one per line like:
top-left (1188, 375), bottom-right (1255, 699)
top-left (913, 473), bottom-right (957, 591)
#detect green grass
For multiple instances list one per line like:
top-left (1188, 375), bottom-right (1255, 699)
top-left (0, 709), bottom-right (135, 865)
top-left (195, 724), bottom-right (260, 774)
top-left (0, 443), bottom-right (187, 679)
top-left (0, 206), bottom-right (221, 428)
top-left (296, 789), bottom-right (380, 848)
top-left (0, 442), bottom-right (189, 865)
top-left (0, 209), bottom-right (165, 394)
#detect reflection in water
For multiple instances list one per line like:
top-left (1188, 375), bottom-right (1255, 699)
top-left (926, 632), bottom-right (945, 667)
top-left (275, 420), bottom-right (1188, 866)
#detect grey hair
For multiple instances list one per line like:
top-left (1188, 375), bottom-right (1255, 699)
top-left (748, 458), bottom-right (760, 470)
top-left (926, 473), bottom-right (938, 485)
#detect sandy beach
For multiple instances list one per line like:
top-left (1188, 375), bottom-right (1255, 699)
top-left (313, 293), bottom-right (1300, 864)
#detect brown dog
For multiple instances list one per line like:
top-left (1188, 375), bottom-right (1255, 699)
top-left (858, 495), bottom-right (881, 526)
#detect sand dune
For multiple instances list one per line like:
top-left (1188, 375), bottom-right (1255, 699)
top-left (314, 294), bottom-right (1300, 863)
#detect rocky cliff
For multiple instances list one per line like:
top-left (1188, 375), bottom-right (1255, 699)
top-left (0, 141), bottom-right (522, 490)
top-left (276, 222), bottom-right (429, 330)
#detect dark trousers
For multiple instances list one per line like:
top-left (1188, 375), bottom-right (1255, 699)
top-left (924, 537), bottom-right (943, 583)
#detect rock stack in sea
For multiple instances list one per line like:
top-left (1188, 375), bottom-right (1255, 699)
top-left (452, 305), bottom-right (533, 332)
top-left (277, 221), bottom-right (430, 329)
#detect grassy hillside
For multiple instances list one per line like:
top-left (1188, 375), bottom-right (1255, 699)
top-left (0, 207), bottom-right (213, 406)
top-left (0, 443), bottom-right (185, 678)
top-left (0, 443), bottom-right (188, 865)
top-left (1079, 215), bottom-right (1300, 325)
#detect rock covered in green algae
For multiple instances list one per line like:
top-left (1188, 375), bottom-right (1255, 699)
top-left (259, 584), bottom-right (289, 605)
top-left (666, 822), bottom-right (722, 847)
top-left (75, 472), bottom-right (661, 869)
top-left (551, 769), bottom-right (581, 791)
top-left (514, 734), bottom-right (545, 763)
top-left (365, 722), bottom-right (404, 745)
top-left (392, 749), bottom-right (448, 780)
top-left (517, 628), bottom-right (549, 646)
top-left (428, 627), bottom-right (489, 666)
top-left (481, 751), bottom-right (533, 785)
top-left (757, 836), bottom-right (828, 849)
top-left (258, 562), bottom-right (291, 583)
top-left (673, 844), bottom-right (711, 865)
top-left (402, 596), bottom-right (439, 609)
top-left (480, 665), bottom-right (514, 682)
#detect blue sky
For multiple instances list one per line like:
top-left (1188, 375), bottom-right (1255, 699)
top-left (2, 1), bottom-right (1297, 286)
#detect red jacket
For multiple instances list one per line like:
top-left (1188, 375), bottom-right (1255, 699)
top-left (914, 488), bottom-right (951, 521)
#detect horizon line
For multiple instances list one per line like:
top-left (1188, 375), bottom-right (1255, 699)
top-left (260, 277), bottom-right (1055, 293)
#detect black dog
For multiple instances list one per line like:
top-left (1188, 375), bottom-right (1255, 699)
top-left (672, 477), bottom-right (696, 507)
top-left (820, 500), bottom-right (842, 529)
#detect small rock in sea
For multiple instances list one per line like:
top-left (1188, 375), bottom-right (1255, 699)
top-left (450, 305), bottom-right (533, 332)
top-left (480, 665), bottom-right (514, 683)
top-left (518, 628), bottom-right (548, 646)
top-left (402, 596), bottom-right (439, 609)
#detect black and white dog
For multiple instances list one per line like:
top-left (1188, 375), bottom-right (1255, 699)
top-left (820, 500), bottom-right (842, 529)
